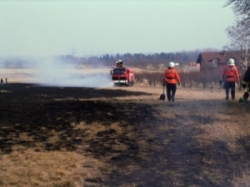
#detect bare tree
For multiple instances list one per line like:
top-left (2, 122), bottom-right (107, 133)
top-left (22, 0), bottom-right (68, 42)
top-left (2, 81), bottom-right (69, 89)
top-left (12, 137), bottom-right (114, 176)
top-left (226, 18), bottom-right (250, 70)
top-left (224, 0), bottom-right (250, 17)
top-left (225, 0), bottom-right (250, 70)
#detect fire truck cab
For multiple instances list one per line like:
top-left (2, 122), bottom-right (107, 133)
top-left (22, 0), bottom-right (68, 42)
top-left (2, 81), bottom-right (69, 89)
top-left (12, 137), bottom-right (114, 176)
top-left (110, 67), bottom-right (135, 86)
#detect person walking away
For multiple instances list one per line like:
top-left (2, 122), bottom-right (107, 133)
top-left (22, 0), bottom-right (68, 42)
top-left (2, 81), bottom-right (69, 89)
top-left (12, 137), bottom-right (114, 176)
top-left (222, 58), bottom-right (240, 100)
top-left (239, 66), bottom-right (250, 102)
top-left (163, 62), bottom-right (181, 102)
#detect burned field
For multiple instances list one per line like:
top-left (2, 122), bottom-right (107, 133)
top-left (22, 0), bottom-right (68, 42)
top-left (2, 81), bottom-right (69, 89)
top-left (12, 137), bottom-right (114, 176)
top-left (1, 83), bottom-right (250, 187)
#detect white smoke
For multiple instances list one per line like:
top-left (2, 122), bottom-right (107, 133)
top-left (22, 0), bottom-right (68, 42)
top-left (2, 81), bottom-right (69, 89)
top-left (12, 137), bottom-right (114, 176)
top-left (31, 57), bottom-right (113, 88)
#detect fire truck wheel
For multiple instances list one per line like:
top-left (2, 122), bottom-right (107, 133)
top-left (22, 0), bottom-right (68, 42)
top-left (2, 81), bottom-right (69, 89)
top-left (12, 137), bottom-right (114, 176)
top-left (127, 81), bottom-right (133, 87)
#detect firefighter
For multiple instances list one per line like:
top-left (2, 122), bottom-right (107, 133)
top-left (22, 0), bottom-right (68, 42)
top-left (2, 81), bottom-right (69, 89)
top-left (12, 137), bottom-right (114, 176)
top-left (239, 66), bottom-right (250, 102)
top-left (163, 62), bottom-right (181, 102)
top-left (222, 58), bottom-right (240, 100)
top-left (116, 60), bottom-right (124, 67)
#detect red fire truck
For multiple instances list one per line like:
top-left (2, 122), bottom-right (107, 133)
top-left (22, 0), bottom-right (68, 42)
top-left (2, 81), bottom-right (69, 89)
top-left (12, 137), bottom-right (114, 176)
top-left (110, 66), bottom-right (135, 86)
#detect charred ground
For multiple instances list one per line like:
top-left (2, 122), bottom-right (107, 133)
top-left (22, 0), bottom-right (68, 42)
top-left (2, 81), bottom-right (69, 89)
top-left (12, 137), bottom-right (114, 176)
top-left (1, 83), bottom-right (250, 187)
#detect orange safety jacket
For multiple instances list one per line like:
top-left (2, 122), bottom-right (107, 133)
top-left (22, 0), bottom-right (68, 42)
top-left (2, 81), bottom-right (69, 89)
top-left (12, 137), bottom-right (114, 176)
top-left (222, 65), bottom-right (240, 83)
top-left (163, 68), bottom-right (181, 84)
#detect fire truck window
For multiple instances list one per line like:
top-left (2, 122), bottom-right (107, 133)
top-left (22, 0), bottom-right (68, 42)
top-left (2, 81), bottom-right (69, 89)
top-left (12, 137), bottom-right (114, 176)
top-left (113, 68), bottom-right (126, 74)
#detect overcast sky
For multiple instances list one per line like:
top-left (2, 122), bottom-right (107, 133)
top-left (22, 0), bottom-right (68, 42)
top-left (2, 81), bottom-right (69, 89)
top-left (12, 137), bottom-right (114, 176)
top-left (0, 0), bottom-right (235, 57)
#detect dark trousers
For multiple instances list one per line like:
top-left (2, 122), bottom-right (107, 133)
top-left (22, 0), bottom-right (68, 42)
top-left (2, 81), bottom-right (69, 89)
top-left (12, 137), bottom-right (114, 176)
top-left (224, 81), bottom-right (235, 100)
top-left (166, 83), bottom-right (176, 101)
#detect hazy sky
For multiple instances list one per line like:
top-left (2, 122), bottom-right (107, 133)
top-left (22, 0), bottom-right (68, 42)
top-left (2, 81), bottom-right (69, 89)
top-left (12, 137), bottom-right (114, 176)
top-left (0, 0), bottom-right (235, 57)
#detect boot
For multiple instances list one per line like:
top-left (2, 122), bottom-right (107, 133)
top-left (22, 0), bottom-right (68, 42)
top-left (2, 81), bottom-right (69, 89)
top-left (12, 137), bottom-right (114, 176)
top-left (239, 92), bottom-right (249, 102)
top-left (243, 92), bottom-right (249, 101)
top-left (171, 96), bottom-right (175, 102)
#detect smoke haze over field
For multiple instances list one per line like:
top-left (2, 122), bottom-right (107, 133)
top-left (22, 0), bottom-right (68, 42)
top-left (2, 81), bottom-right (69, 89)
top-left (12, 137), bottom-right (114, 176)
top-left (31, 57), bottom-right (113, 88)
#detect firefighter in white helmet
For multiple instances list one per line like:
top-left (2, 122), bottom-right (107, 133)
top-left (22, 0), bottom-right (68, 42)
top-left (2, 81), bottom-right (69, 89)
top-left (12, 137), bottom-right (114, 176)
top-left (222, 58), bottom-right (240, 100)
top-left (116, 60), bottom-right (124, 67)
top-left (162, 62), bottom-right (181, 102)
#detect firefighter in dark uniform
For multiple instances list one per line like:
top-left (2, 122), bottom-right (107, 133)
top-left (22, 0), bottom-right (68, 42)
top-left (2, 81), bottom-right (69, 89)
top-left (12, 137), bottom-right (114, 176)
top-left (239, 66), bottom-right (250, 102)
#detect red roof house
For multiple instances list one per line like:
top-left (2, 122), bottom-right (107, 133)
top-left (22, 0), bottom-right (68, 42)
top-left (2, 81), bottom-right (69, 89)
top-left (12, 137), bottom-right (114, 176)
top-left (196, 50), bottom-right (242, 70)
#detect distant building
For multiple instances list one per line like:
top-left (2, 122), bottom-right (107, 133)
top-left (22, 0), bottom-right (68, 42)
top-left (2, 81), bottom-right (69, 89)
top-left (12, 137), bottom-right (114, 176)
top-left (189, 62), bottom-right (199, 66)
top-left (196, 50), bottom-right (242, 70)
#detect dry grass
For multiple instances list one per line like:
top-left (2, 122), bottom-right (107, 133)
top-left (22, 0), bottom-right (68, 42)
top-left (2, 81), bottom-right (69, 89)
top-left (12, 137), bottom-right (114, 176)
top-left (0, 149), bottom-right (105, 187)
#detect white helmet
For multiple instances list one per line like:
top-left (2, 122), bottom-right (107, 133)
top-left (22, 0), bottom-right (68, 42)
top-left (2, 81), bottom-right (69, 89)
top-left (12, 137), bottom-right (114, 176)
top-left (228, 58), bottom-right (235, 66)
top-left (169, 62), bottom-right (175, 68)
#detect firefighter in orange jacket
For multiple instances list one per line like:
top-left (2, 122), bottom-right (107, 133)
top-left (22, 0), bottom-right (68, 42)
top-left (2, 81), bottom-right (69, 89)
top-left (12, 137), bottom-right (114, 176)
top-left (222, 58), bottom-right (240, 100)
top-left (163, 62), bottom-right (181, 102)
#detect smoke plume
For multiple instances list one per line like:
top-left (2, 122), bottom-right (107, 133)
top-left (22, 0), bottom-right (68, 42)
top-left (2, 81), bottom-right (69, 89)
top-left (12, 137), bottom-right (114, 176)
top-left (31, 57), bottom-right (113, 88)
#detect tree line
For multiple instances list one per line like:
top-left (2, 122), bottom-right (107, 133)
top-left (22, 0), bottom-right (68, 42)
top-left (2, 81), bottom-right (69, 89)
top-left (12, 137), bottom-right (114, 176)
top-left (0, 49), bottom-right (213, 69)
top-left (61, 50), bottom-right (201, 68)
